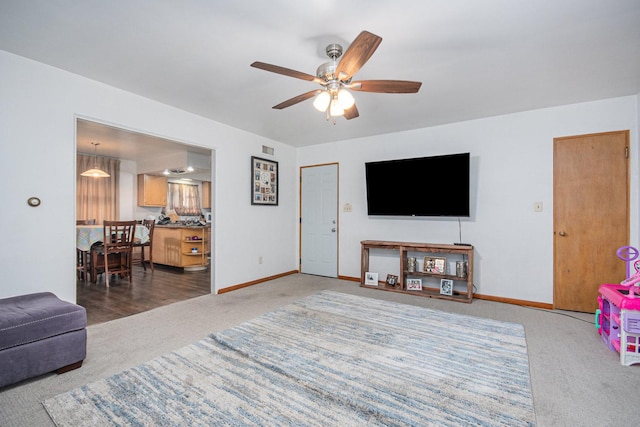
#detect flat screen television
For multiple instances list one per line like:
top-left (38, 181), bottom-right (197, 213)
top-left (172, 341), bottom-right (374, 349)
top-left (365, 152), bottom-right (470, 217)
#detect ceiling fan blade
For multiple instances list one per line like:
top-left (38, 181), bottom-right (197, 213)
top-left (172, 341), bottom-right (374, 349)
top-left (272, 90), bottom-right (320, 109)
top-left (251, 61), bottom-right (322, 83)
top-left (335, 31), bottom-right (382, 81)
top-left (344, 104), bottom-right (359, 120)
top-left (350, 80), bottom-right (422, 93)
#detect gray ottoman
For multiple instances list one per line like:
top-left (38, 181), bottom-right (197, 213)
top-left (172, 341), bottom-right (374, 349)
top-left (0, 292), bottom-right (87, 388)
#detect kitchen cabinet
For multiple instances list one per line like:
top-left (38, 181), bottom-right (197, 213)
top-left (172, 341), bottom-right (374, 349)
top-left (137, 174), bottom-right (167, 207)
top-left (202, 181), bottom-right (211, 209)
top-left (152, 225), bottom-right (210, 271)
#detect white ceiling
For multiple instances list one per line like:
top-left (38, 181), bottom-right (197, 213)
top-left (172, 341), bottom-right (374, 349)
top-left (1, 0), bottom-right (639, 152)
top-left (76, 119), bottom-right (213, 179)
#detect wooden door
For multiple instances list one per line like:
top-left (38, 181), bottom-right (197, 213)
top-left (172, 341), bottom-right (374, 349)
top-left (300, 164), bottom-right (339, 277)
top-left (553, 131), bottom-right (629, 312)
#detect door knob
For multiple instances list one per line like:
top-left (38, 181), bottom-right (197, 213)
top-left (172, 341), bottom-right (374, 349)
top-left (558, 231), bottom-right (567, 236)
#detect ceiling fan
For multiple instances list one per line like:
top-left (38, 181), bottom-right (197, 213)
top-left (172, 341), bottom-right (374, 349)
top-left (250, 31), bottom-right (422, 121)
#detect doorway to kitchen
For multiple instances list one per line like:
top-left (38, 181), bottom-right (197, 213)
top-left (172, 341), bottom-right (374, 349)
top-left (75, 118), bottom-right (214, 324)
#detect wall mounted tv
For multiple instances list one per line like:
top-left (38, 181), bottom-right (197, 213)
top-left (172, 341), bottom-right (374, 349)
top-left (365, 152), bottom-right (470, 217)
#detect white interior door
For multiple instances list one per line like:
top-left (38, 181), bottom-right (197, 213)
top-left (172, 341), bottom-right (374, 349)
top-left (301, 164), bottom-right (338, 277)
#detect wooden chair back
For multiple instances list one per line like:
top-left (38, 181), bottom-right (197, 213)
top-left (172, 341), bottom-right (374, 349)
top-left (103, 220), bottom-right (136, 250)
top-left (141, 219), bottom-right (155, 242)
top-left (133, 219), bottom-right (156, 271)
top-left (91, 220), bottom-right (136, 287)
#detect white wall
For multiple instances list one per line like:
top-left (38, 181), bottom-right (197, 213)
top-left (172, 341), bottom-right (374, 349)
top-left (0, 50), bottom-right (297, 302)
top-left (2, 47), bottom-right (638, 306)
top-left (297, 96), bottom-right (639, 304)
top-left (118, 159), bottom-right (137, 220)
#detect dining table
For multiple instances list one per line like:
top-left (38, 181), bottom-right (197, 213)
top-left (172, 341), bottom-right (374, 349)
top-left (76, 224), bottom-right (150, 251)
top-left (76, 224), bottom-right (151, 283)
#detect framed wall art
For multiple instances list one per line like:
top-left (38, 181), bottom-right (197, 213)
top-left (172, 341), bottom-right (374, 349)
top-left (406, 278), bottom-right (422, 291)
top-left (365, 272), bottom-right (379, 286)
top-left (251, 156), bottom-right (278, 206)
top-left (440, 279), bottom-right (454, 296)
top-left (385, 274), bottom-right (399, 288)
top-left (423, 256), bottom-right (447, 274)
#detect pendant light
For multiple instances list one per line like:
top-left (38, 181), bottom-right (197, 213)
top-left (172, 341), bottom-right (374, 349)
top-left (81, 142), bottom-right (110, 178)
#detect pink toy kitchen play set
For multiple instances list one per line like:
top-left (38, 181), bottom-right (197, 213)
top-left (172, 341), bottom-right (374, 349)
top-left (597, 246), bottom-right (640, 366)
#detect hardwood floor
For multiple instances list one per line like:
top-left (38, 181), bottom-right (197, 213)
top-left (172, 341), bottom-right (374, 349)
top-left (77, 263), bottom-right (211, 326)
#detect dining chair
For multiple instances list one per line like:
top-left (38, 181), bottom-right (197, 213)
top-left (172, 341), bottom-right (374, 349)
top-left (133, 219), bottom-right (155, 271)
top-left (76, 219), bottom-right (96, 280)
top-left (90, 220), bottom-right (136, 287)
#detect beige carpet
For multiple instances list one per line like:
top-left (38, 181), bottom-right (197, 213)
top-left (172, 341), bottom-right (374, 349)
top-left (44, 291), bottom-right (535, 426)
top-left (0, 274), bottom-right (638, 426)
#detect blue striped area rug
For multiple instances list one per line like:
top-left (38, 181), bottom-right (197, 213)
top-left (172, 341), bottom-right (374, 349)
top-left (43, 291), bottom-right (535, 426)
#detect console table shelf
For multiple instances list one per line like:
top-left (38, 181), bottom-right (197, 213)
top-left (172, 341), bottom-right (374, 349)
top-left (360, 240), bottom-right (474, 303)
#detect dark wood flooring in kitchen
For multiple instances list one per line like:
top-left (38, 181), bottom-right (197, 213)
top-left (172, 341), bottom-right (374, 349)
top-left (76, 264), bottom-right (211, 326)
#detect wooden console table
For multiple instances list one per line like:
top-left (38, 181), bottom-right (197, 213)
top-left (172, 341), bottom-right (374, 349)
top-left (360, 240), bottom-right (474, 303)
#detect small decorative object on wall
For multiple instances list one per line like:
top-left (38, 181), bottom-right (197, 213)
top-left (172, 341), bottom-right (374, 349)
top-left (385, 274), bottom-right (399, 287)
top-left (424, 256), bottom-right (446, 274)
top-left (440, 279), bottom-right (454, 296)
top-left (365, 272), bottom-right (379, 286)
top-left (251, 156), bottom-right (279, 205)
top-left (406, 278), bottom-right (422, 291)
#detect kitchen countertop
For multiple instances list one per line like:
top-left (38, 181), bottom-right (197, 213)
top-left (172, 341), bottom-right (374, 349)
top-left (156, 223), bottom-right (210, 229)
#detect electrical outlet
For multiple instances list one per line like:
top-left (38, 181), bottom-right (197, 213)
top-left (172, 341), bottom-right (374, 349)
top-left (258, 256), bottom-right (263, 264)
top-left (534, 202), bottom-right (543, 212)
top-left (343, 203), bottom-right (352, 212)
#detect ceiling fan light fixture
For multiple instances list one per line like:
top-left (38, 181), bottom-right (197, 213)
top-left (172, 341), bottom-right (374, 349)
top-left (313, 91), bottom-right (331, 112)
top-left (252, 31), bottom-right (420, 122)
top-left (80, 142), bottom-right (110, 178)
top-left (337, 89), bottom-right (355, 109)
top-left (329, 98), bottom-right (344, 117)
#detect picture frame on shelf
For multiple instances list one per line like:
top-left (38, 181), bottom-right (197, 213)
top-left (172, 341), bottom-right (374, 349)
top-left (406, 278), bottom-right (422, 291)
top-left (385, 274), bottom-right (399, 287)
top-left (251, 156), bottom-right (278, 205)
top-left (424, 256), bottom-right (447, 274)
top-left (364, 272), bottom-right (379, 286)
top-left (440, 279), bottom-right (454, 296)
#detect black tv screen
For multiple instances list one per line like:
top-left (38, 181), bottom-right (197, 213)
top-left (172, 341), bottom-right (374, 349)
top-left (365, 153), bottom-right (470, 217)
